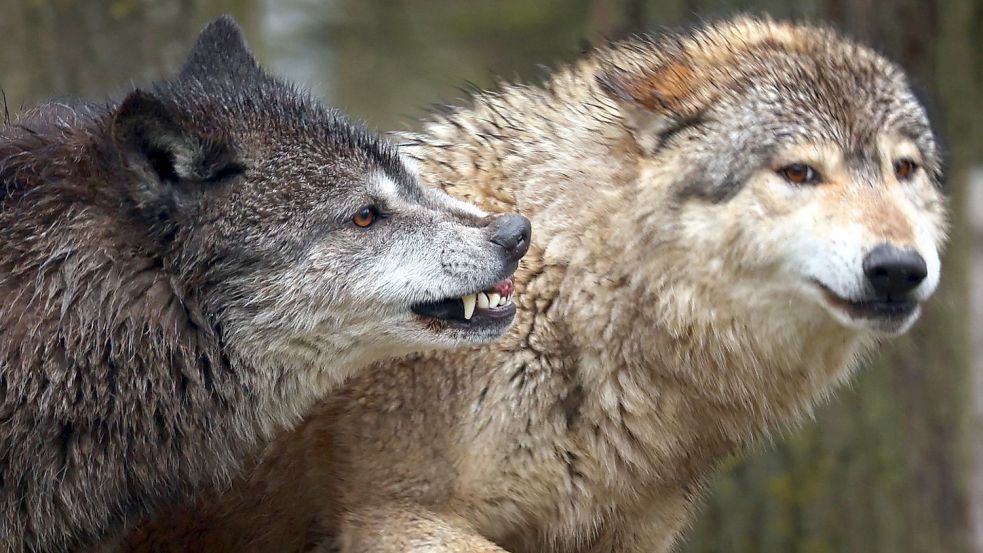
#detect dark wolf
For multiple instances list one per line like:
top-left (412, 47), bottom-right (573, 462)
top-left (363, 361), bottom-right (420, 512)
top-left (0, 16), bottom-right (529, 552)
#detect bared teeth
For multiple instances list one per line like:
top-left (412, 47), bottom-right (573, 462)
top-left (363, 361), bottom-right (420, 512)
top-left (456, 287), bottom-right (516, 319)
top-left (462, 294), bottom-right (477, 320)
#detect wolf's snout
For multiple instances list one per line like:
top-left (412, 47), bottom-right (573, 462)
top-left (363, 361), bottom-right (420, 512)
top-left (490, 214), bottom-right (532, 261)
top-left (862, 244), bottom-right (927, 297)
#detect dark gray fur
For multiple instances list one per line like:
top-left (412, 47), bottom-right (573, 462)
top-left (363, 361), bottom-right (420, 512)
top-left (0, 16), bottom-right (516, 552)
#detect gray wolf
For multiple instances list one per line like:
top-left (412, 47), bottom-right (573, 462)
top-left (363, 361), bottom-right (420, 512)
top-left (0, 16), bottom-right (529, 553)
top-left (121, 15), bottom-right (946, 553)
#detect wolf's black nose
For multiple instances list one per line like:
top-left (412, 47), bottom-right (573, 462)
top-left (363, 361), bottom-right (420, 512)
top-left (862, 244), bottom-right (927, 297)
top-left (491, 214), bottom-right (532, 261)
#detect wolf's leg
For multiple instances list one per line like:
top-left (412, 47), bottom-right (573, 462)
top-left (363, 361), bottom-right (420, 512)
top-left (332, 504), bottom-right (508, 553)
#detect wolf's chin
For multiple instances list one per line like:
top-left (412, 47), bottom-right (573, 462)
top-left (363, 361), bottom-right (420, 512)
top-left (808, 280), bottom-right (922, 336)
top-left (825, 302), bottom-right (921, 336)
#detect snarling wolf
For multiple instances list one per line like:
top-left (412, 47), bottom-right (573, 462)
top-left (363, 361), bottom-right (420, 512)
top-left (0, 16), bottom-right (529, 553)
top-left (123, 15), bottom-right (946, 553)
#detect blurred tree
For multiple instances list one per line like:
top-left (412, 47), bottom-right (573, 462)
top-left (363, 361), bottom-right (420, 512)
top-left (0, 0), bottom-right (257, 110)
top-left (317, 0), bottom-right (596, 132)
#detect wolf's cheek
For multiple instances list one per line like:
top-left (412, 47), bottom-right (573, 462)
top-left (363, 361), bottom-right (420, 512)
top-left (318, 222), bottom-right (490, 308)
top-left (721, 180), bottom-right (864, 300)
top-left (787, 222), bottom-right (871, 299)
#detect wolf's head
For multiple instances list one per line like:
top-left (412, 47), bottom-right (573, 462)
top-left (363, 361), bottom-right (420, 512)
top-left (598, 16), bottom-right (946, 337)
top-left (109, 17), bottom-right (529, 379)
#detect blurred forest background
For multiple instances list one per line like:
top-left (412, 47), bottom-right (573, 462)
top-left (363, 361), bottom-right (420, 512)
top-left (1, 0), bottom-right (980, 551)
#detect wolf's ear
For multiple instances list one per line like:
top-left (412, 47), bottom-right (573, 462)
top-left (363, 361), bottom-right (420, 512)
top-left (597, 58), bottom-right (713, 155)
top-left (112, 90), bottom-right (241, 211)
top-left (179, 15), bottom-right (261, 82)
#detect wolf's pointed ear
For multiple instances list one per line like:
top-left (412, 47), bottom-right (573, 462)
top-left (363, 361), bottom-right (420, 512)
top-left (179, 15), bottom-right (261, 82)
top-left (597, 59), bottom-right (711, 156)
top-left (112, 90), bottom-right (241, 212)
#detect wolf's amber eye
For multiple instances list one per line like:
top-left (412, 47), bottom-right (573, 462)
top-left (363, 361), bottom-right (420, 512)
top-left (894, 159), bottom-right (919, 181)
top-left (778, 163), bottom-right (821, 185)
top-left (352, 205), bottom-right (378, 228)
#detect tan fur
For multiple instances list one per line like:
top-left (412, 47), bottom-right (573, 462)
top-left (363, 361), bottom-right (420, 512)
top-left (121, 16), bottom-right (947, 553)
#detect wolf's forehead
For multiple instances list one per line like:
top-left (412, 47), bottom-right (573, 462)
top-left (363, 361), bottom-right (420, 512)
top-left (740, 67), bottom-right (930, 152)
top-left (218, 86), bottom-right (410, 177)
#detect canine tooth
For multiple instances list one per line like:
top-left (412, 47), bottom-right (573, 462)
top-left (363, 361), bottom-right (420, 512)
top-left (463, 294), bottom-right (477, 320)
top-left (477, 293), bottom-right (490, 310)
top-left (488, 293), bottom-right (501, 308)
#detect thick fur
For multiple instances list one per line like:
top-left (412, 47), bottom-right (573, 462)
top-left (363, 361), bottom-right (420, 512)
top-left (124, 16), bottom-right (947, 553)
top-left (0, 16), bottom-right (526, 553)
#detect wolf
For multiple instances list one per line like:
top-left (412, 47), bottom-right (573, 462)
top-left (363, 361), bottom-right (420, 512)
top-left (0, 16), bottom-right (530, 553)
top-left (122, 15), bottom-right (946, 553)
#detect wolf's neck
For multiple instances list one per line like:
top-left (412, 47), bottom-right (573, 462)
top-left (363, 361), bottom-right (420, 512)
top-left (237, 334), bottom-right (392, 441)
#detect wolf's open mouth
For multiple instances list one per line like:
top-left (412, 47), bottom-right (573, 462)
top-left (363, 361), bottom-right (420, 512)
top-left (814, 281), bottom-right (918, 320)
top-left (411, 276), bottom-right (516, 324)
